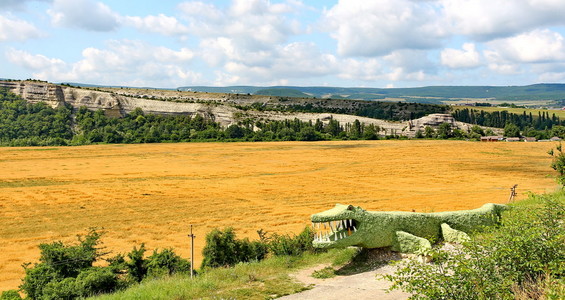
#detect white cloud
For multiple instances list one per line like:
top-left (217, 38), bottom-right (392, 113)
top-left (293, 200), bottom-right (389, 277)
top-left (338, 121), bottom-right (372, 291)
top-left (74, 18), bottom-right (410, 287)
top-left (123, 14), bottom-right (190, 36)
top-left (441, 43), bottom-right (481, 69)
top-left (6, 48), bottom-right (66, 70)
top-left (486, 29), bottom-right (565, 63)
top-left (211, 42), bottom-right (338, 85)
top-left (0, 15), bottom-right (43, 42)
top-left (7, 40), bottom-right (200, 86)
top-left (323, 0), bottom-right (445, 57)
top-left (441, 0), bottom-right (565, 40)
top-left (0, 0), bottom-right (51, 11)
top-left (48, 0), bottom-right (119, 31)
top-left (338, 50), bottom-right (437, 83)
top-left (179, 0), bottom-right (302, 51)
top-left (338, 58), bottom-right (382, 81)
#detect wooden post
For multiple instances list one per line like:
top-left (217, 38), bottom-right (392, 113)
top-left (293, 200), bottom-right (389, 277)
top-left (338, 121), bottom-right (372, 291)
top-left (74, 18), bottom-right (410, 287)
top-left (508, 184), bottom-right (518, 203)
top-left (188, 224), bottom-right (195, 278)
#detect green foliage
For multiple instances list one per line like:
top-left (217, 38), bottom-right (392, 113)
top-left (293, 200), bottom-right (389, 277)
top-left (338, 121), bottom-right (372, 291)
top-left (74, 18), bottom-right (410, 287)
top-left (549, 143), bottom-right (565, 185)
top-left (0, 88), bottom-right (73, 146)
top-left (311, 266), bottom-right (336, 279)
top-left (18, 230), bottom-right (190, 299)
top-left (436, 123), bottom-right (452, 139)
top-left (384, 192), bottom-right (565, 299)
top-left (453, 107), bottom-right (564, 132)
top-left (504, 122), bottom-right (521, 137)
top-left (201, 228), bottom-right (268, 269)
top-left (267, 227), bottom-right (318, 256)
top-left (145, 248), bottom-right (191, 278)
top-left (19, 229), bottom-right (116, 299)
top-left (0, 290), bottom-right (21, 300)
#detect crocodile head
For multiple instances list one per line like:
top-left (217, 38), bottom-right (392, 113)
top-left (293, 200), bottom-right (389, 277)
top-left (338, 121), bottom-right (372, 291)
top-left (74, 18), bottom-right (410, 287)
top-left (311, 204), bottom-right (367, 248)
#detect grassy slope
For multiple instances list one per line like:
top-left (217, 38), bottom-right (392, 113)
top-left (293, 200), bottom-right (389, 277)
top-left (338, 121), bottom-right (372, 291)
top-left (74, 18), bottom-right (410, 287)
top-left (91, 248), bottom-right (358, 300)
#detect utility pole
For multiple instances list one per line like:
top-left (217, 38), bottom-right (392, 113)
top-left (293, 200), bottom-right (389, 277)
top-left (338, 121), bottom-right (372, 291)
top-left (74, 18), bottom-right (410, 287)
top-left (508, 184), bottom-right (518, 203)
top-left (188, 224), bottom-right (195, 278)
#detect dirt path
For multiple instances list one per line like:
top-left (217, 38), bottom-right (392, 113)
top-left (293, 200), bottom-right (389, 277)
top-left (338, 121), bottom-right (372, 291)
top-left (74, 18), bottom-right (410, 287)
top-left (279, 252), bottom-right (411, 300)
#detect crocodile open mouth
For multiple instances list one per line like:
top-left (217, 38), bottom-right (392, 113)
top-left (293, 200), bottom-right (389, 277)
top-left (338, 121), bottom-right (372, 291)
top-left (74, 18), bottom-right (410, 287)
top-left (312, 219), bottom-right (358, 243)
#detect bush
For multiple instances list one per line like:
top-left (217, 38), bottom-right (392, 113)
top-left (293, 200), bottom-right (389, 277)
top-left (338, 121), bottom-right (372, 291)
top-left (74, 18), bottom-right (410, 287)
top-left (384, 192), bottom-right (565, 299)
top-left (201, 228), bottom-right (268, 269)
top-left (0, 290), bottom-right (21, 300)
top-left (146, 248), bottom-right (191, 277)
top-left (19, 229), bottom-right (120, 299)
top-left (18, 229), bottom-right (191, 299)
top-left (268, 227), bottom-right (318, 256)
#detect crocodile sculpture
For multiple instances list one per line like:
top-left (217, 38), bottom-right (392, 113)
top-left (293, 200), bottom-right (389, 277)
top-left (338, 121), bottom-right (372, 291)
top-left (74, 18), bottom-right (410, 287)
top-left (311, 203), bottom-right (506, 253)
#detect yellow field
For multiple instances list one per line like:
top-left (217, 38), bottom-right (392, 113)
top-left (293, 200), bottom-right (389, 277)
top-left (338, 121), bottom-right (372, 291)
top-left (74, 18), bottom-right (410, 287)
top-left (0, 140), bottom-right (559, 291)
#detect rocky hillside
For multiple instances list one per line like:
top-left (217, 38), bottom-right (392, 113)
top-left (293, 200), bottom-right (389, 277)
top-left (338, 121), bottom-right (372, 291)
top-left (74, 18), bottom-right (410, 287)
top-left (0, 80), bottom-right (496, 137)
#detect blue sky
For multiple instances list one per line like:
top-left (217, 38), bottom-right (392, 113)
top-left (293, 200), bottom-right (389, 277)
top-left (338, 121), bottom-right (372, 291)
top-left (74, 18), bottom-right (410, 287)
top-left (1, 0), bottom-right (565, 88)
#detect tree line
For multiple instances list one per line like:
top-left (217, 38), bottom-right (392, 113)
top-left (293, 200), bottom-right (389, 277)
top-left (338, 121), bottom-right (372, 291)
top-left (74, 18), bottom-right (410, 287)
top-left (453, 108), bottom-right (565, 139)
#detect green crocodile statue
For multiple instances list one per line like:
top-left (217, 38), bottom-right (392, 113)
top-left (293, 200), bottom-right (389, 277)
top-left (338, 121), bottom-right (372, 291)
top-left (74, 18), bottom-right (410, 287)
top-left (311, 203), bottom-right (506, 253)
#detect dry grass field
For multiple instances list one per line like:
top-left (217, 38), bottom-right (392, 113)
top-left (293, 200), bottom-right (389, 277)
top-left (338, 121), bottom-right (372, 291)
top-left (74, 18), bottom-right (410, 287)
top-left (0, 140), bottom-right (558, 291)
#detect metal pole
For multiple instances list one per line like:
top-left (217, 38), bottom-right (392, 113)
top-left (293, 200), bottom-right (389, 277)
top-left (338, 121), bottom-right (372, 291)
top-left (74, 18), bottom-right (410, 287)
top-left (188, 224), bottom-right (195, 278)
top-left (508, 184), bottom-right (517, 203)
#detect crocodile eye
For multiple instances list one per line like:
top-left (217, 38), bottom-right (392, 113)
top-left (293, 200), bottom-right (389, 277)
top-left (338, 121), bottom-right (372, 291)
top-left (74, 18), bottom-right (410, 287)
top-left (347, 205), bottom-right (354, 211)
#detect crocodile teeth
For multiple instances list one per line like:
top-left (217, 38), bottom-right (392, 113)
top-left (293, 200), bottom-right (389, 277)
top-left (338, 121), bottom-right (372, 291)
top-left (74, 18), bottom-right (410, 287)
top-left (353, 226), bottom-right (357, 232)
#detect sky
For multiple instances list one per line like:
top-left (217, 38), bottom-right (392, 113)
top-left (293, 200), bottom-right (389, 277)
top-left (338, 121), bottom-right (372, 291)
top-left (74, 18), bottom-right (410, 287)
top-left (1, 0), bottom-right (565, 88)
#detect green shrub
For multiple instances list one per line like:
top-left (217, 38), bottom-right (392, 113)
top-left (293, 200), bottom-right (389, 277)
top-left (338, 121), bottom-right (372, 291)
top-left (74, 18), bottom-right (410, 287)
top-left (268, 226), bottom-right (318, 256)
top-left (17, 229), bottom-right (191, 299)
top-left (146, 248), bottom-right (191, 277)
top-left (201, 228), bottom-right (268, 269)
top-left (311, 266), bottom-right (336, 279)
top-left (384, 192), bottom-right (565, 299)
top-left (0, 290), bottom-right (21, 300)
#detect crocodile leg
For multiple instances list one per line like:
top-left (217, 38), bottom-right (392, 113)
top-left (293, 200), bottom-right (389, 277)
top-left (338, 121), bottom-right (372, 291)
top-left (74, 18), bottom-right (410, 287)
top-left (441, 223), bottom-right (470, 244)
top-left (392, 231), bottom-right (432, 253)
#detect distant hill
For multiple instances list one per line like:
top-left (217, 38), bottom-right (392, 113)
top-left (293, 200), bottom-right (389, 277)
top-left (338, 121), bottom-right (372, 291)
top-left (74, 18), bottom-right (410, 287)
top-left (178, 84), bottom-right (565, 104)
top-left (254, 88), bottom-right (311, 98)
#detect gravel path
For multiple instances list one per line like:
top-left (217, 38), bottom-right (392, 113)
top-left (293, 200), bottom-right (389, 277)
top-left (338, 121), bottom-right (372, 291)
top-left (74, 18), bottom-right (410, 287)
top-left (278, 252), bottom-right (412, 300)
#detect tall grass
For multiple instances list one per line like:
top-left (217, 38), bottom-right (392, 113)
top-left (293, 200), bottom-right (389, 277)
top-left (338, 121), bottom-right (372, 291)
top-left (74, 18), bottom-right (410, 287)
top-left (91, 248), bottom-right (357, 300)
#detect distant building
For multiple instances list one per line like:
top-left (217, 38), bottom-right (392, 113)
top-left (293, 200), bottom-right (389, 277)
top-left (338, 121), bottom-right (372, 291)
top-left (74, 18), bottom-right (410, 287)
top-left (550, 137), bottom-right (562, 141)
top-left (524, 137), bottom-right (537, 142)
top-left (506, 137), bottom-right (521, 142)
top-left (481, 136), bottom-right (504, 142)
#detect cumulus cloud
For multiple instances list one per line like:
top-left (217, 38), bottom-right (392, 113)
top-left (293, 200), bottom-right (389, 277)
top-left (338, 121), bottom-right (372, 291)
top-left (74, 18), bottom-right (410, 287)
top-left (179, 0), bottom-right (302, 51)
top-left (123, 14), bottom-right (190, 36)
top-left (0, 15), bottom-right (43, 42)
top-left (441, 43), bottom-right (481, 69)
top-left (6, 48), bottom-right (66, 70)
top-left (48, 0), bottom-right (120, 31)
top-left (486, 29), bottom-right (565, 63)
top-left (212, 42), bottom-right (338, 85)
top-left (7, 40), bottom-right (200, 86)
top-left (322, 0), bottom-right (445, 57)
top-left (0, 0), bottom-right (51, 11)
top-left (441, 0), bottom-right (565, 40)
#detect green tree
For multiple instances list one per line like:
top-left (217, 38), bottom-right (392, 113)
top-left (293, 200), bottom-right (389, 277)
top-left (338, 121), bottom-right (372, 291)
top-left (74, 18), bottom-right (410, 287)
top-left (549, 143), bottom-right (565, 185)
top-left (504, 123), bottom-right (520, 137)
top-left (437, 123), bottom-right (452, 139)
top-left (424, 126), bottom-right (435, 138)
